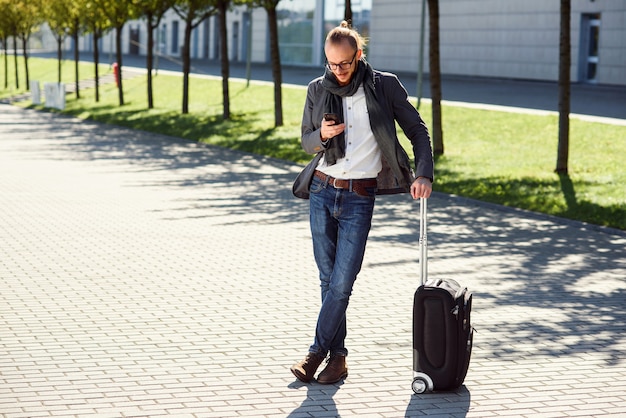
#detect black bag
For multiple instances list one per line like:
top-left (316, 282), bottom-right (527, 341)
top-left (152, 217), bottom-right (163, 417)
top-left (292, 152), bottom-right (323, 199)
top-left (412, 198), bottom-right (473, 394)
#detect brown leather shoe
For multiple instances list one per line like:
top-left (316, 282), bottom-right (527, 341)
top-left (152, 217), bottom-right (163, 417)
top-left (316, 354), bottom-right (348, 384)
top-left (290, 352), bottom-right (325, 383)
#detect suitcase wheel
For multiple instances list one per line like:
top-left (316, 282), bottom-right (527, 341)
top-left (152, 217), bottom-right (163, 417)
top-left (412, 373), bottom-right (433, 394)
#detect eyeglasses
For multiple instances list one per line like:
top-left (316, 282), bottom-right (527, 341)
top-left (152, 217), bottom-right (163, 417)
top-left (325, 50), bottom-right (358, 71)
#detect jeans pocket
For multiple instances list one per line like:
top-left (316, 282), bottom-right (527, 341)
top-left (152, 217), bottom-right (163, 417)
top-left (310, 177), bottom-right (325, 195)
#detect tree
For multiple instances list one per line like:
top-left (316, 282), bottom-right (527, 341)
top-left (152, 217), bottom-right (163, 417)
top-left (216, 0), bottom-right (230, 120)
top-left (136, 0), bottom-right (176, 109)
top-left (173, 0), bottom-right (218, 114)
top-left (13, 34), bottom-right (19, 89)
top-left (0, 0), bottom-right (13, 89)
top-left (99, 0), bottom-right (137, 105)
top-left (427, 0), bottom-right (443, 155)
top-left (217, 0), bottom-right (232, 120)
top-left (65, 2), bottom-right (85, 99)
top-left (44, 0), bottom-right (67, 84)
top-left (13, 0), bottom-right (42, 91)
top-left (251, 0), bottom-right (283, 127)
top-left (45, 0), bottom-right (83, 86)
top-left (556, 0), bottom-right (571, 174)
top-left (1, 0), bottom-right (21, 89)
top-left (83, 0), bottom-right (108, 102)
top-left (0, 30), bottom-right (7, 89)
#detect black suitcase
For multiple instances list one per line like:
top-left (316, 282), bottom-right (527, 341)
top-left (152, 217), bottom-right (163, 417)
top-left (412, 198), bottom-right (473, 394)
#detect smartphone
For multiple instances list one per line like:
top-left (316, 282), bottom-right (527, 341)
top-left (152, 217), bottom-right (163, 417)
top-left (323, 113), bottom-right (341, 124)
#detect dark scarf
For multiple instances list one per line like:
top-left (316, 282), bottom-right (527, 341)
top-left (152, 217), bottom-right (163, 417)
top-left (321, 59), bottom-right (396, 166)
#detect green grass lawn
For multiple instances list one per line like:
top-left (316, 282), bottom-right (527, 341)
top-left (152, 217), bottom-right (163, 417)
top-left (3, 57), bottom-right (625, 230)
top-left (0, 55), bottom-right (109, 97)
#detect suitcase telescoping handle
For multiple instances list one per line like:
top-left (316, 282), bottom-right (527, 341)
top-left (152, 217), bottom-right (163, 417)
top-left (419, 197), bottom-right (428, 286)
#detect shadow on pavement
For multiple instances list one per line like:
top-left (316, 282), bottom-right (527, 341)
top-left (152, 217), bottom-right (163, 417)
top-left (287, 380), bottom-right (340, 417)
top-left (26, 109), bottom-right (626, 369)
top-left (372, 193), bottom-right (626, 366)
top-left (405, 385), bottom-right (471, 417)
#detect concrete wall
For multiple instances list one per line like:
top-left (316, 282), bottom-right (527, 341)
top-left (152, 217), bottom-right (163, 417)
top-left (369, 0), bottom-right (626, 85)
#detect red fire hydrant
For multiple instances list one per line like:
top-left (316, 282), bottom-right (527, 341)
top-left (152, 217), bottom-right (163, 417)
top-left (112, 62), bottom-right (120, 87)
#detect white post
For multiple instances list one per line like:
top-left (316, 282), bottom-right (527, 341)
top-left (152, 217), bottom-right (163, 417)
top-left (30, 81), bottom-right (40, 104)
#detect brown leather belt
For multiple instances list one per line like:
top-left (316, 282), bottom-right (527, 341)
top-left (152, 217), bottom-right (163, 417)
top-left (314, 170), bottom-right (377, 195)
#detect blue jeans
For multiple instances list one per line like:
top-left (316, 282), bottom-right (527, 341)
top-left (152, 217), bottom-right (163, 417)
top-left (308, 176), bottom-right (376, 357)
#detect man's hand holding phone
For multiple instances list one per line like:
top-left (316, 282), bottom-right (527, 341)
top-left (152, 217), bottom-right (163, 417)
top-left (321, 113), bottom-right (345, 142)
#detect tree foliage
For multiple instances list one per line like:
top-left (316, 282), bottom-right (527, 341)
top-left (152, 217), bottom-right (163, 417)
top-left (0, 0), bottom-right (17, 89)
top-left (14, 0), bottom-right (43, 90)
top-left (1, 0), bottom-right (43, 90)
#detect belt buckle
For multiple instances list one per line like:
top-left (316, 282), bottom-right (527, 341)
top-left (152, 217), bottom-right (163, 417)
top-left (333, 178), bottom-right (342, 189)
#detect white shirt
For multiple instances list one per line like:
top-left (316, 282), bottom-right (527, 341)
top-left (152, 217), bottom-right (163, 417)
top-left (317, 86), bottom-right (382, 179)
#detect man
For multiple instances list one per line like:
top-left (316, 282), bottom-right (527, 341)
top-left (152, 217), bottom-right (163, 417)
top-left (291, 21), bottom-right (434, 385)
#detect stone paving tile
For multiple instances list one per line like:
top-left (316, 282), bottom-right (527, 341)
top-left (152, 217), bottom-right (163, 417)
top-left (1, 104), bottom-right (626, 417)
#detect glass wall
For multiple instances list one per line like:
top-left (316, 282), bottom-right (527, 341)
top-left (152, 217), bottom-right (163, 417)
top-left (277, 0), bottom-right (316, 65)
top-left (322, 0), bottom-right (371, 63)
top-left (277, 0), bottom-right (372, 66)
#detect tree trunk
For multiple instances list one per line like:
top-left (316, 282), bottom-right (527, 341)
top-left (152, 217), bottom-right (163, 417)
top-left (218, 1), bottom-right (230, 120)
top-left (73, 27), bottom-right (80, 99)
top-left (3, 38), bottom-right (8, 88)
top-left (556, 0), bottom-right (571, 174)
top-left (182, 16), bottom-right (192, 114)
top-left (146, 13), bottom-right (155, 109)
top-left (13, 37), bottom-right (19, 89)
top-left (266, 6), bottom-right (283, 127)
top-left (344, 0), bottom-right (352, 23)
top-left (427, 0), bottom-right (443, 155)
top-left (57, 37), bottom-right (62, 84)
top-left (22, 36), bottom-right (29, 90)
top-left (93, 30), bottom-right (100, 102)
top-left (116, 25), bottom-right (124, 106)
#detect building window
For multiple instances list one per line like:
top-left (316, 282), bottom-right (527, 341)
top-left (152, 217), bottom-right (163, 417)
top-left (159, 24), bottom-right (167, 55)
top-left (172, 21), bottom-right (179, 55)
top-left (277, 0), bottom-right (316, 65)
top-left (579, 13), bottom-right (600, 83)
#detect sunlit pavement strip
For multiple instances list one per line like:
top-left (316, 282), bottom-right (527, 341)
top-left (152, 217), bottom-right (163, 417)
top-left (1, 104), bottom-right (626, 417)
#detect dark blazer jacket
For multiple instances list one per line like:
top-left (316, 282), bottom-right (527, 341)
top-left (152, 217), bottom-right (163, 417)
top-left (300, 69), bottom-right (434, 195)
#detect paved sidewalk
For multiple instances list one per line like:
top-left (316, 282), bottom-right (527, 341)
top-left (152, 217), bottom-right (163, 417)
top-left (1, 104), bottom-right (626, 417)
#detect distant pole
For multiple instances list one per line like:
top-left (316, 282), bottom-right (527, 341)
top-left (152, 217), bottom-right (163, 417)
top-left (417, 0), bottom-right (426, 109)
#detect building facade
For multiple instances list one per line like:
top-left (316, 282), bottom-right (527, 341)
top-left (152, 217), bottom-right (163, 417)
top-left (369, 0), bottom-right (625, 85)
top-left (68, 0), bottom-right (624, 86)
